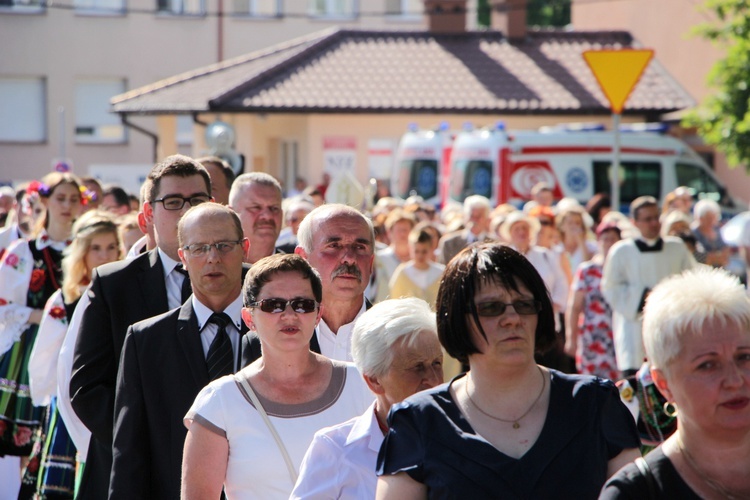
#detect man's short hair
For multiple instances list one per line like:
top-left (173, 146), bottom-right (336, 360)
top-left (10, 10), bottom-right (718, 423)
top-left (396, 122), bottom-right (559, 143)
top-left (177, 203), bottom-right (243, 247)
top-left (197, 156), bottom-right (236, 191)
top-left (463, 195), bottom-right (491, 220)
top-left (228, 172), bottom-right (282, 208)
top-left (147, 154), bottom-right (211, 203)
top-left (296, 204), bottom-right (375, 254)
top-left (630, 196), bottom-right (659, 221)
top-left (103, 185), bottom-right (131, 209)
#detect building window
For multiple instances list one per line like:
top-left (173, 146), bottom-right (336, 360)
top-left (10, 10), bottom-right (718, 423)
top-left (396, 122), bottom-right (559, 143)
top-left (157, 0), bottom-right (206, 15)
top-left (0, 0), bottom-right (44, 13)
top-left (232, 0), bottom-right (280, 17)
top-left (385, 0), bottom-right (421, 17)
top-left (75, 79), bottom-right (126, 144)
top-left (309, 0), bottom-right (356, 18)
top-left (176, 115), bottom-right (194, 146)
top-left (73, 0), bottom-right (125, 14)
top-left (0, 77), bottom-right (46, 142)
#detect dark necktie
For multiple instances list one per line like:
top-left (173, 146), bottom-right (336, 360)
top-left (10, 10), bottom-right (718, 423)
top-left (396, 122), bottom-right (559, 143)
top-left (175, 264), bottom-right (192, 303)
top-left (206, 312), bottom-right (234, 381)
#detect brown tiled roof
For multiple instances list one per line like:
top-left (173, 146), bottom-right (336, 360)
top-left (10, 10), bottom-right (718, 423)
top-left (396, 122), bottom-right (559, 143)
top-left (112, 28), bottom-right (694, 115)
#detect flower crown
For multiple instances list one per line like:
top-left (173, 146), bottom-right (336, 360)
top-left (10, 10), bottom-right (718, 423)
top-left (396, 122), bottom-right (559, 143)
top-left (26, 180), bottom-right (51, 197)
top-left (79, 185), bottom-right (97, 206)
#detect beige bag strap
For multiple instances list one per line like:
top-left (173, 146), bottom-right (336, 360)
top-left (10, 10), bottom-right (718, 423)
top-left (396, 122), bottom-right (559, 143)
top-left (234, 374), bottom-right (298, 484)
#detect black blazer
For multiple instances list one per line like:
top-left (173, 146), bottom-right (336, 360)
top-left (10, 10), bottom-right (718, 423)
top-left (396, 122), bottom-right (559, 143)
top-left (241, 297), bottom-right (372, 365)
top-left (70, 250), bottom-right (169, 500)
top-left (110, 299), bottom-right (248, 499)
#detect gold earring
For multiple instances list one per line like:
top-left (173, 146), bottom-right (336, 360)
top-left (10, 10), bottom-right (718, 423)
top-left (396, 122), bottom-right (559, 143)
top-left (663, 401), bottom-right (678, 417)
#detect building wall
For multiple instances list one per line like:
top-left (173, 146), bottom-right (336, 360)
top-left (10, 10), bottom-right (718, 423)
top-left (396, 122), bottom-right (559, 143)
top-left (169, 111), bottom-right (645, 194)
top-left (0, 0), bottom-right (426, 186)
top-left (572, 0), bottom-right (750, 206)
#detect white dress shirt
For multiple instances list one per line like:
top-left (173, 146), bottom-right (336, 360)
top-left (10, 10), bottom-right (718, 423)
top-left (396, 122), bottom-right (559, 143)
top-left (290, 402), bottom-right (383, 500)
top-left (158, 248), bottom-right (186, 310)
top-left (316, 300), bottom-right (367, 362)
top-left (191, 294), bottom-right (243, 372)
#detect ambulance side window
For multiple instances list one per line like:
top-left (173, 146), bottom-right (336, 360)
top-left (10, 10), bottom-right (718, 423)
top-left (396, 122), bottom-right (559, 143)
top-left (593, 161), bottom-right (661, 204)
top-left (675, 162), bottom-right (725, 204)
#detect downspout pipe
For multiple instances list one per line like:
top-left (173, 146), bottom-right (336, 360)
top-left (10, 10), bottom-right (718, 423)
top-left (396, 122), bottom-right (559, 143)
top-left (120, 113), bottom-right (159, 163)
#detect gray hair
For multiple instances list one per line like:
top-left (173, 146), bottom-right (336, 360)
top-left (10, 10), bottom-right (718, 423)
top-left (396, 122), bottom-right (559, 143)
top-left (692, 198), bottom-right (721, 220)
top-left (296, 203), bottom-right (374, 254)
top-left (228, 172), bottom-right (282, 208)
top-left (351, 297), bottom-right (438, 378)
top-left (463, 195), bottom-right (491, 220)
top-left (643, 267), bottom-right (750, 371)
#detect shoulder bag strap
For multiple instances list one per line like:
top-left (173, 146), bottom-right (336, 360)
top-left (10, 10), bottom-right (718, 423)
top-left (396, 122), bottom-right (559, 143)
top-left (634, 456), bottom-right (657, 500)
top-left (233, 374), bottom-right (298, 484)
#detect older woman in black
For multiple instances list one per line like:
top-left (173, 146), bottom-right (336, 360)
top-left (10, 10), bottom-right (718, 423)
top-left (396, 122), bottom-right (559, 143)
top-left (377, 244), bottom-right (640, 499)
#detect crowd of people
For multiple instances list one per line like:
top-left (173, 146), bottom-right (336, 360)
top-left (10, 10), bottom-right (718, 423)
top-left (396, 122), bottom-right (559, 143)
top-left (0, 156), bottom-right (747, 499)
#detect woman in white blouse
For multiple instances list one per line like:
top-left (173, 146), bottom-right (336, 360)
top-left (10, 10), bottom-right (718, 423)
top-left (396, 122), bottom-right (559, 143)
top-left (181, 254), bottom-right (372, 499)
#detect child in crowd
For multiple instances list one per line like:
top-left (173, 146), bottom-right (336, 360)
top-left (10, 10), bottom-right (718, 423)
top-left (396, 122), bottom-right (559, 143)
top-left (388, 227), bottom-right (445, 309)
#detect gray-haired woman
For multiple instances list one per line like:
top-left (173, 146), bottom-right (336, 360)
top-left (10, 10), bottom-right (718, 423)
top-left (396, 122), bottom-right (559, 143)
top-left (290, 297), bottom-right (443, 499)
top-left (601, 267), bottom-right (750, 498)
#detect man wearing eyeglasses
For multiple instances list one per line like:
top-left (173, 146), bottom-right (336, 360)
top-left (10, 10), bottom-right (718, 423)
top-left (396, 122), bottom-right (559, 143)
top-left (70, 155), bottom-right (213, 500)
top-left (110, 203), bottom-right (248, 499)
top-left (229, 172), bottom-right (284, 264)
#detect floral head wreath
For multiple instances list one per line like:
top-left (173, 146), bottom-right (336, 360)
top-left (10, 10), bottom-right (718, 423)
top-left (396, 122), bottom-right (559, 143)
top-left (26, 180), bottom-right (51, 198)
top-left (79, 185), bottom-right (97, 206)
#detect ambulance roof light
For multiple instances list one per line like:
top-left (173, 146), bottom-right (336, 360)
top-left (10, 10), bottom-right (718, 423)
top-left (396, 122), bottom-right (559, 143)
top-left (495, 121), bottom-right (506, 131)
top-left (540, 122), bottom-right (605, 133)
top-left (462, 122), bottom-right (474, 131)
top-left (619, 123), bottom-right (669, 134)
top-left (438, 121), bottom-right (450, 132)
top-left (407, 122), bottom-right (419, 132)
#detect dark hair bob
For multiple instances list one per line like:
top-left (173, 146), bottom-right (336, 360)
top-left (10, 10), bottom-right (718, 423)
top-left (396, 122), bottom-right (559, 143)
top-left (436, 243), bottom-right (556, 364)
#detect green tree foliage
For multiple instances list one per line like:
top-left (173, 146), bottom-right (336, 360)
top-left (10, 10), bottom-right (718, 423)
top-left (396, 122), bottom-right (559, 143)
top-left (477, 0), bottom-right (570, 28)
top-left (685, 0), bottom-right (750, 169)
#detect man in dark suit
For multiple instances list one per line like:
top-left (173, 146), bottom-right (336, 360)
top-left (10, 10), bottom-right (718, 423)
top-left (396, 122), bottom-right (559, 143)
top-left (438, 194), bottom-right (495, 264)
top-left (110, 203), bottom-right (249, 499)
top-left (69, 155), bottom-right (213, 499)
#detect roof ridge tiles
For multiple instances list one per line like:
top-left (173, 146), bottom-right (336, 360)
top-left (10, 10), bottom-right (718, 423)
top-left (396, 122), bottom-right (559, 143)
top-left (111, 27), bottom-right (340, 105)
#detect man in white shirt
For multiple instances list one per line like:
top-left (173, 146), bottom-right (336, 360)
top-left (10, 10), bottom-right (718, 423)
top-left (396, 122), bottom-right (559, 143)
top-left (601, 196), bottom-right (695, 377)
top-left (295, 204), bottom-right (375, 362)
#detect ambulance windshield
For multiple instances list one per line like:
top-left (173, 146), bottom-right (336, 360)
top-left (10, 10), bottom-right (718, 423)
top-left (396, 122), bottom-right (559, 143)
top-left (395, 159), bottom-right (438, 200)
top-left (450, 159), bottom-right (493, 202)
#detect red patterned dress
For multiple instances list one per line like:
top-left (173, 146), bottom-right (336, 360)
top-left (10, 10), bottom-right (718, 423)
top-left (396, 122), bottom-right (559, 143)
top-left (0, 232), bottom-right (67, 457)
top-left (571, 261), bottom-right (619, 381)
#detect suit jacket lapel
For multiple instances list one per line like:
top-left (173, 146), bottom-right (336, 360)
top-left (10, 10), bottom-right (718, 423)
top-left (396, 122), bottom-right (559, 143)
top-left (139, 250), bottom-right (169, 316)
top-left (176, 301), bottom-right (210, 390)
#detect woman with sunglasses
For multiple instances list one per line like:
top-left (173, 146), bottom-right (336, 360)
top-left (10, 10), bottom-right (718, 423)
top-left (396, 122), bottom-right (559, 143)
top-left (182, 254), bottom-right (372, 499)
top-left (377, 244), bottom-right (641, 499)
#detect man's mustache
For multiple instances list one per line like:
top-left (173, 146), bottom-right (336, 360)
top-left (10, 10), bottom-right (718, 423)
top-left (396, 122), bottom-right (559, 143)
top-left (332, 264), bottom-right (362, 282)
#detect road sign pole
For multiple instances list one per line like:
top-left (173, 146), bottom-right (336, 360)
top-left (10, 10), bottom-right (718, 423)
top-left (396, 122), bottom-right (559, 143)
top-left (612, 112), bottom-right (621, 212)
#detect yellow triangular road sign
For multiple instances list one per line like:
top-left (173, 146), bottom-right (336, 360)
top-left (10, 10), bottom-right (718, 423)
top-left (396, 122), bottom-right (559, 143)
top-left (583, 49), bottom-right (654, 114)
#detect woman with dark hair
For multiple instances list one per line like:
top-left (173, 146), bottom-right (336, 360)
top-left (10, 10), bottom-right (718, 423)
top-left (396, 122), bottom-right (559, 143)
top-left (182, 254), bottom-right (372, 499)
top-left (377, 244), bottom-right (640, 499)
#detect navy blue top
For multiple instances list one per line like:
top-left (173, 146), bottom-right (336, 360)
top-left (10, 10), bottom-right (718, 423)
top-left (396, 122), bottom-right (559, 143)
top-left (377, 370), bottom-right (640, 500)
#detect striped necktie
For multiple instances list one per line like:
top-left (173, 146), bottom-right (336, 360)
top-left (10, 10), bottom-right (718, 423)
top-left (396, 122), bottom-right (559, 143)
top-left (206, 312), bottom-right (234, 380)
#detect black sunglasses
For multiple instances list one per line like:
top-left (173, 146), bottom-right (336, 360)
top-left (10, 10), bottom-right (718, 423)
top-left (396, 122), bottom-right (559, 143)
top-left (475, 299), bottom-right (541, 317)
top-left (249, 298), bottom-right (319, 314)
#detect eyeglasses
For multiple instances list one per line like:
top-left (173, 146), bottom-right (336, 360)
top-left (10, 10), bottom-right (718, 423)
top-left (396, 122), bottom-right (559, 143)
top-left (539, 219), bottom-right (553, 227)
top-left (182, 240), bottom-right (242, 257)
top-left (475, 299), bottom-right (541, 317)
top-left (153, 195), bottom-right (210, 211)
top-left (248, 298), bottom-right (319, 314)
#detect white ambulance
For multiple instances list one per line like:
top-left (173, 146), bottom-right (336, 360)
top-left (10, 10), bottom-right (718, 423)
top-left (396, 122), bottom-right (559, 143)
top-left (445, 123), bottom-right (740, 213)
top-left (391, 123), bottom-right (454, 207)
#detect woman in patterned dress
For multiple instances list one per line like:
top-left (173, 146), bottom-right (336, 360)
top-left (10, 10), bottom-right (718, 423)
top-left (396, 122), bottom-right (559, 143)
top-left (564, 221), bottom-right (621, 381)
top-left (0, 173), bottom-right (83, 487)
top-left (25, 210), bottom-right (121, 498)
